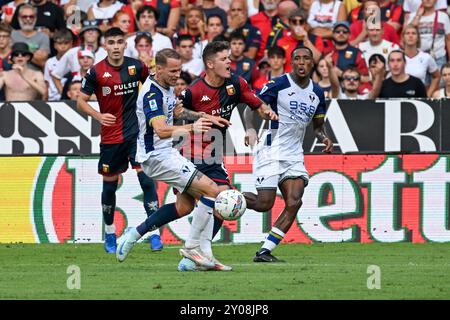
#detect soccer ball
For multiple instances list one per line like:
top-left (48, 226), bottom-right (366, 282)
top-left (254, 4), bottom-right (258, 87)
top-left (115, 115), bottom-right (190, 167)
top-left (214, 189), bottom-right (247, 220)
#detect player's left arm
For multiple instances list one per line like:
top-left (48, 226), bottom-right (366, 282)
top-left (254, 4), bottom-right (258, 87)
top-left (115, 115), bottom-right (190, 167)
top-left (175, 89), bottom-right (230, 127)
top-left (312, 88), bottom-right (333, 153)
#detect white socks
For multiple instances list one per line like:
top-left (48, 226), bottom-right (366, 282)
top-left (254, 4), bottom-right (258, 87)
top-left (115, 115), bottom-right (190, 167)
top-left (199, 214), bottom-right (214, 259)
top-left (185, 196), bottom-right (215, 249)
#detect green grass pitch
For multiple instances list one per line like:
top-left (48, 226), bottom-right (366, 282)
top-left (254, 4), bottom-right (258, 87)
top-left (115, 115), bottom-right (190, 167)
top-left (1, 243), bottom-right (449, 299)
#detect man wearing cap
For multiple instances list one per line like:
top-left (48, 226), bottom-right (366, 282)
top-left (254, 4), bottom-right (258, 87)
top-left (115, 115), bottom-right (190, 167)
top-left (51, 20), bottom-right (107, 95)
top-left (60, 47), bottom-right (96, 100)
top-left (0, 42), bottom-right (46, 101)
top-left (330, 21), bottom-right (369, 83)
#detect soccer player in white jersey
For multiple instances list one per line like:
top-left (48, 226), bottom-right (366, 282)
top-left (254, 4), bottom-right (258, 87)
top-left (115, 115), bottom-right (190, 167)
top-left (244, 46), bottom-right (333, 262)
top-left (116, 48), bottom-right (230, 268)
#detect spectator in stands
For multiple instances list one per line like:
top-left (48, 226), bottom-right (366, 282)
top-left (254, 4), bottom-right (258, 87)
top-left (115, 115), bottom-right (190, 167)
top-left (338, 63), bottom-right (384, 99)
top-left (432, 63), bottom-right (450, 98)
top-left (125, 6), bottom-right (172, 59)
top-left (11, 4), bottom-right (50, 70)
top-left (134, 32), bottom-right (153, 70)
top-left (307, 0), bottom-right (347, 41)
top-left (249, 0), bottom-right (281, 61)
top-left (377, 0), bottom-right (404, 34)
top-left (87, 0), bottom-right (124, 33)
top-left (178, 6), bottom-right (206, 44)
top-left (2, 0), bottom-right (25, 25)
top-left (202, 0), bottom-right (228, 30)
top-left (315, 58), bottom-right (335, 98)
top-left (331, 21), bottom-right (369, 82)
top-left (265, 0), bottom-right (298, 50)
top-left (403, 0), bottom-right (447, 26)
top-left (193, 14), bottom-right (225, 59)
top-left (225, 0), bottom-right (262, 60)
top-left (0, 23), bottom-right (12, 65)
top-left (147, 0), bottom-right (181, 38)
top-left (121, 0), bottom-right (144, 33)
top-left (174, 70), bottom-right (192, 96)
top-left (44, 28), bottom-right (73, 101)
top-left (10, 0), bottom-right (65, 38)
top-left (408, 0), bottom-right (450, 70)
top-left (0, 42), bottom-right (46, 100)
top-left (349, 0), bottom-right (400, 47)
top-left (66, 80), bottom-right (82, 101)
top-left (229, 30), bottom-right (258, 84)
top-left (253, 45), bottom-right (286, 91)
top-left (403, 24), bottom-right (440, 97)
top-left (276, 8), bottom-right (323, 71)
top-left (379, 50), bottom-right (427, 98)
top-left (111, 10), bottom-right (132, 35)
top-left (51, 20), bottom-right (106, 95)
top-left (61, 47), bottom-right (95, 100)
top-left (176, 34), bottom-right (204, 79)
top-left (358, 22), bottom-right (400, 68)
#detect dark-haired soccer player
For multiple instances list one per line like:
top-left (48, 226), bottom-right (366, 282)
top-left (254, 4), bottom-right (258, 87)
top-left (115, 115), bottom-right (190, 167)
top-left (77, 27), bottom-right (162, 254)
top-left (244, 46), bottom-right (333, 262)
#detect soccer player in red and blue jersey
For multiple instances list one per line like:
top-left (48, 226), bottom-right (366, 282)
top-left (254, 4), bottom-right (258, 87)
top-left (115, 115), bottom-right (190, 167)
top-left (77, 27), bottom-right (162, 254)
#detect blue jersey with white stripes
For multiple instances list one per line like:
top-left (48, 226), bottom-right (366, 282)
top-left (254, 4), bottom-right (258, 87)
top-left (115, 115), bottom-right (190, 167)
top-left (256, 74), bottom-right (326, 160)
top-left (136, 77), bottom-right (177, 162)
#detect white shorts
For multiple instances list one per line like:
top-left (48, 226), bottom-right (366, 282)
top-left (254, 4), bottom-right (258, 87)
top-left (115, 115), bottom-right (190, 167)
top-left (141, 148), bottom-right (198, 193)
top-left (253, 157), bottom-right (309, 190)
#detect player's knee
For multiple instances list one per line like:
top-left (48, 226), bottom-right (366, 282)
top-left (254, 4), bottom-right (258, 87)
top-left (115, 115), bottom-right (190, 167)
top-left (285, 198), bottom-right (302, 213)
top-left (175, 201), bottom-right (193, 217)
top-left (257, 197), bottom-right (276, 212)
top-left (204, 183), bottom-right (221, 198)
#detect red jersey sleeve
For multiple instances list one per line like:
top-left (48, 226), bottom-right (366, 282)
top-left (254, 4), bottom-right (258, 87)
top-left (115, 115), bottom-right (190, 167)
top-left (139, 60), bottom-right (149, 82)
top-left (238, 77), bottom-right (262, 109)
top-left (356, 51), bottom-right (369, 76)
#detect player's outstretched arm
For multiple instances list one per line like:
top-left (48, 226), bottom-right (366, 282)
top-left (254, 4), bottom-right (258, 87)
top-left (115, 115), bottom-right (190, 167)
top-left (151, 116), bottom-right (213, 139)
top-left (243, 105), bottom-right (258, 147)
top-left (313, 117), bottom-right (333, 153)
top-left (256, 103), bottom-right (278, 121)
top-left (77, 92), bottom-right (116, 126)
top-left (174, 99), bottom-right (230, 127)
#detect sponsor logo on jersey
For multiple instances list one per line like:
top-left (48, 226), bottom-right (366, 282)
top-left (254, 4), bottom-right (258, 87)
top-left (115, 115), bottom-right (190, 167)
top-left (128, 65), bottom-right (136, 76)
top-left (226, 84), bottom-right (236, 96)
top-left (102, 72), bottom-right (112, 78)
top-left (149, 99), bottom-right (158, 111)
top-left (102, 86), bottom-right (111, 96)
top-left (201, 95), bottom-right (211, 102)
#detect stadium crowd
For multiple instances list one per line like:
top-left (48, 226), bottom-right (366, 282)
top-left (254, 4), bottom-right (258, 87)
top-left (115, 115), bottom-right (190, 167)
top-left (0, 0), bottom-right (449, 101)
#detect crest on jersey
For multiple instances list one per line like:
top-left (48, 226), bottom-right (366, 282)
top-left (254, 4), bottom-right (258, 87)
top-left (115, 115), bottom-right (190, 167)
top-left (383, 48), bottom-right (388, 54)
top-left (345, 51), bottom-right (353, 59)
top-left (309, 94), bottom-right (316, 103)
top-left (128, 65), bottom-right (136, 76)
top-left (102, 164), bottom-right (109, 173)
top-left (149, 99), bottom-right (158, 111)
top-left (243, 62), bottom-right (250, 71)
top-left (226, 84), bottom-right (235, 96)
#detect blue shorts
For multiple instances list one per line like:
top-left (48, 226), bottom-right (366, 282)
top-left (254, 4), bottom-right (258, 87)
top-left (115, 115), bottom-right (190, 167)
top-left (194, 161), bottom-right (230, 186)
top-left (98, 140), bottom-right (140, 176)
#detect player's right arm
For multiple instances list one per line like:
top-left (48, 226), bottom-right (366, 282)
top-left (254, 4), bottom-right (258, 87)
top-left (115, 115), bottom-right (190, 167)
top-left (77, 67), bottom-right (116, 126)
top-left (144, 88), bottom-right (212, 139)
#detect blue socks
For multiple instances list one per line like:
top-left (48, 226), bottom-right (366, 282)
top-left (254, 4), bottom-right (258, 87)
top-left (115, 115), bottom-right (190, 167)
top-left (137, 171), bottom-right (159, 217)
top-left (136, 203), bottom-right (179, 236)
top-left (102, 180), bottom-right (118, 226)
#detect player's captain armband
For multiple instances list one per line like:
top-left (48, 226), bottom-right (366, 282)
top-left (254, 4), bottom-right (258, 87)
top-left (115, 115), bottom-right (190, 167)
top-left (313, 113), bottom-right (326, 119)
top-left (148, 115), bottom-right (166, 126)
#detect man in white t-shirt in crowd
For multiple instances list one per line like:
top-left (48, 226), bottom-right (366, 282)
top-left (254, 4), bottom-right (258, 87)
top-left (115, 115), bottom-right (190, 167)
top-left (176, 34), bottom-right (204, 79)
top-left (125, 5), bottom-right (172, 59)
top-left (358, 23), bottom-right (400, 69)
top-left (408, 0), bottom-right (450, 69)
top-left (51, 19), bottom-right (107, 95)
top-left (44, 28), bottom-right (73, 101)
top-left (193, 14), bottom-right (225, 60)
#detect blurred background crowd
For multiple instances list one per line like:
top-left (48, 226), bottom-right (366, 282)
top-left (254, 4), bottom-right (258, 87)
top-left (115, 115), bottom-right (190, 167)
top-left (0, 0), bottom-right (449, 102)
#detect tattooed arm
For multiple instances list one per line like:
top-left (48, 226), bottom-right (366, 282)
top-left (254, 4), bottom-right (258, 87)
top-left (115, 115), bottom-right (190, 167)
top-left (174, 99), bottom-right (230, 127)
top-left (313, 117), bottom-right (333, 153)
